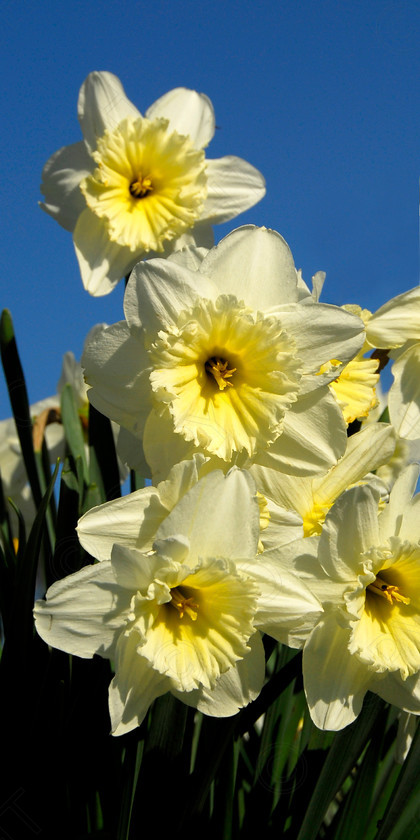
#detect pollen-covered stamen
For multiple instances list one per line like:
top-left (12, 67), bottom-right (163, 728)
top-left (170, 587), bottom-right (199, 620)
top-left (368, 574), bottom-right (411, 606)
top-left (129, 174), bottom-right (153, 198)
top-left (205, 356), bottom-right (237, 390)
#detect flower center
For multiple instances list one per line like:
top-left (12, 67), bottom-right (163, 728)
top-left (129, 174), bottom-right (154, 199)
top-left (148, 295), bottom-right (303, 461)
top-left (367, 574), bottom-right (410, 606)
top-left (205, 356), bottom-right (237, 390)
top-left (80, 116), bottom-right (207, 253)
top-left (169, 586), bottom-right (199, 620)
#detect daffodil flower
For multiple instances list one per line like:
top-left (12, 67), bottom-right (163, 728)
top-left (364, 286), bottom-right (420, 441)
top-left (251, 423), bottom-right (396, 543)
top-left (82, 225), bottom-right (366, 480)
top-left (40, 71), bottom-right (266, 296)
top-left (34, 468), bottom-right (321, 735)
top-left (271, 465), bottom-right (420, 730)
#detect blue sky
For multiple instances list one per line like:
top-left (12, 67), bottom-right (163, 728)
top-left (1, 0), bottom-right (420, 417)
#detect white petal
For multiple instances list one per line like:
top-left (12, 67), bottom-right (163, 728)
top-left (303, 616), bottom-right (371, 730)
top-left (77, 487), bottom-right (165, 560)
top-left (275, 303), bottom-right (365, 374)
top-left (319, 484), bottom-right (381, 581)
top-left (199, 226), bottom-right (300, 309)
top-left (142, 409), bottom-right (197, 483)
top-left (78, 71), bottom-right (141, 152)
top-left (201, 157), bottom-right (266, 223)
top-left (73, 209), bottom-right (140, 295)
top-left (367, 286), bottom-right (420, 349)
top-left (379, 464), bottom-right (420, 541)
top-left (34, 560), bottom-right (127, 658)
top-left (256, 387), bottom-right (347, 476)
top-left (374, 671), bottom-right (420, 714)
top-left (236, 556), bottom-right (322, 647)
top-left (82, 321), bottom-right (152, 435)
top-left (145, 87), bottom-right (215, 149)
top-left (40, 141), bottom-right (93, 232)
top-left (250, 464), bottom-right (312, 522)
top-left (109, 632), bottom-right (169, 735)
top-left (259, 499), bottom-right (304, 551)
top-left (171, 631), bottom-right (265, 716)
top-left (116, 426), bottom-right (151, 475)
top-left (110, 544), bottom-right (162, 591)
top-left (155, 468), bottom-right (259, 560)
top-left (262, 539), bottom-right (346, 608)
top-left (316, 424), bottom-right (397, 507)
top-left (124, 257), bottom-right (217, 335)
top-left (389, 344), bottom-right (420, 439)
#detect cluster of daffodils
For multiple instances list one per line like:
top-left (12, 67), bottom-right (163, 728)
top-left (30, 71), bottom-right (420, 735)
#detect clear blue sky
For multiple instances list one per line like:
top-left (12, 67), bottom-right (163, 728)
top-left (1, 0), bottom-right (419, 418)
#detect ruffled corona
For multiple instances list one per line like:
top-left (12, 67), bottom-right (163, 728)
top-left (349, 539), bottom-right (420, 679)
top-left (126, 555), bottom-right (259, 692)
top-left (149, 295), bottom-right (303, 461)
top-left (80, 116), bottom-right (207, 253)
top-left (318, 355), bottom-right (379, 425)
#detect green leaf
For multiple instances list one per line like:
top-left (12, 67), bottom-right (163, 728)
top-left (295, 694), bottom-right (385, 840)
top-left (0, 309), bottom-right (42, 507)
top-left (375, 715), bottom-right (420, 839)
top-left (60, 383), bottom-right (89, 485)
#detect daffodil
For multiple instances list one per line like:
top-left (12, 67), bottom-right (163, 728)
top-left (272, 465), bottom-right (420, 730)
top-left (362, 286), bottom-right (420, 444)
top-left (0, 330), bottom-right (126, 540)
top-left (82, 225), bottom-right (365, 480)
top-left (251, 423), bottom-right (396, 543)
top-left (34, 467), bottom-right (321, 734)
top-left (40, 71), bottom-right (266, 296)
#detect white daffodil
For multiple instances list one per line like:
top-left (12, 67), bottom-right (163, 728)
top-left (40, 71), bottom-right (266, 296)
top-left (82, 226), bottom-right (365, 481)
top-left (364, 286), bottom-right (420, 441)
top-left (271, 465), bottom-right (420, 730)
top-left (317, 305), bottom-right (380, 425)
top-left (251, 423), bottom-right (396, 543)
top-left (34, 468), bottom-right (321, 735)
top-left (0, 329), bottom-right (126, 539)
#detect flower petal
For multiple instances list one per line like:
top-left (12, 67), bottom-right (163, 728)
top-left (389, 344), bottom-right (420, 439)
top-left (319, 484), bottom-right (381, 581)
top-left (77, 487), bottom-right (165, 560)
top-left (171, 631), bottom-right (265, 716)
top-left (124, 257), bottom-right (217, 335)
top-left (367, 286), bottom-right (420, 349)
top-left (156, 468), bottom-right (260, 561)
top-left (236, 556), bottom-right (322, 647)
top-left (303, 616), bottom-right (371, 730)
top-left (275, 303), bottom-right (365, 375)
top-left (33, 560), bottom-right (128, 658)
top-left (73, 208), bottom-right (140, 295)
top-left (378, 464), bottom-right (420, 541)
top-left (256, 387), bottom-right (347, 475)
top-left (142, 410), bottom-right (198, 481)
top-left (109, 631), bottom-right (169, 735)
top-left (201, 157), bottom-right (266, 223)
top-left (82, 321), bottom-right (152, 435)
top-left (315, 424), bottom-right (396, 509)
top-left (145, 87), bottom-right (215, 149)
top-left (40, 141), bottom-right (93, 232)
top-left (374, 671), bottom-right (420, 714)
top-left (78, 71), bottom-right (141, 153)
top-left (199, 225), bottom-right (300, 309)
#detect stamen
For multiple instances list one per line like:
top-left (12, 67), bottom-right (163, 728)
top-left (129, 174), bottom-right (153, 198)
top-left (170, 587), bottom-right (199, 620)
top-left (205, 356), bottom-right (237, 390)
top-left (367, 575), bottom-right (410, 606)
